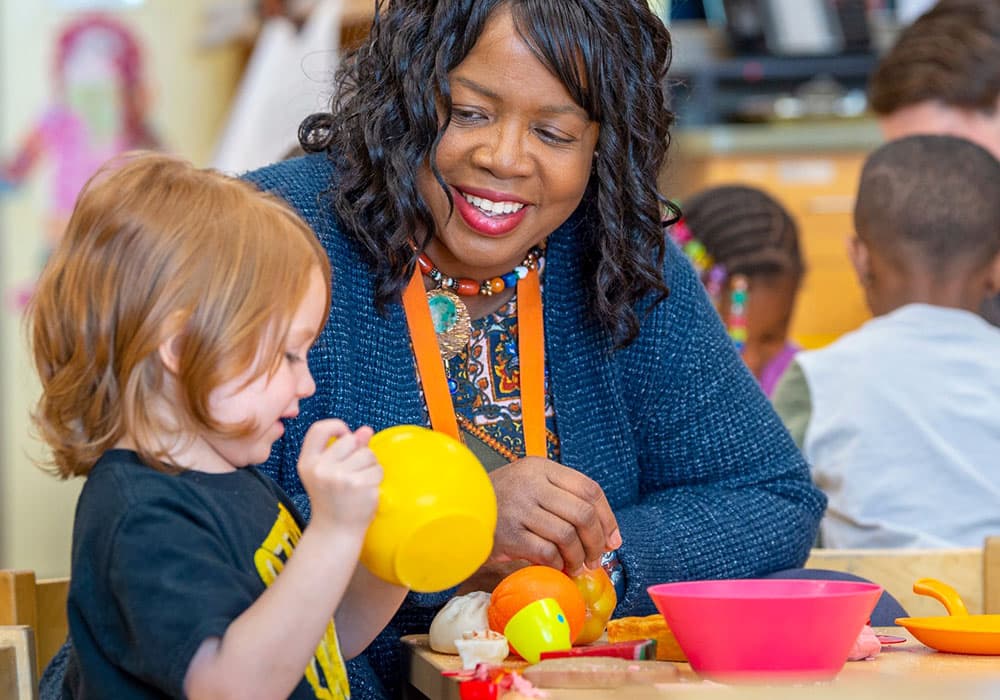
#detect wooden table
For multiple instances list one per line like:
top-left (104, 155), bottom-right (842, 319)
top-left (402, 628), bottom-right (1000, 700)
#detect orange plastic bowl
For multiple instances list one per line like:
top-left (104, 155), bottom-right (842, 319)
top-left (647, 579), bottom-right (882, 681)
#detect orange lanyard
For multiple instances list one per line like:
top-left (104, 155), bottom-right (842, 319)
top-left (402, 267), bottom-right (547, 458)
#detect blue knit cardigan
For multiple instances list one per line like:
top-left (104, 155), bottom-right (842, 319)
top-left (246, 153), bottom-right (825, 698)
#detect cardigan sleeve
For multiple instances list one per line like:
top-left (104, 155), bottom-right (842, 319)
top-left (610, 244), bottom-right (826, 616)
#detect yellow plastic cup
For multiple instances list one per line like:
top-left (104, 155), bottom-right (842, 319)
top-left (359, 425), bottom-right (497, 593)
top-left (502, 598), bottom-right (572, 663)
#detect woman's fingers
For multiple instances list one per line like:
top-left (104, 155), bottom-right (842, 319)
top-left (543, 468), bottom-right (619, 564)
top-left (500, 523), bottom-right (570, 572)
top-left (490, 457), bottom-right (618, 573)
top-left (536, 491), bottom-right (607, 571)
top-left (523, 507), bottom-right (588, 573)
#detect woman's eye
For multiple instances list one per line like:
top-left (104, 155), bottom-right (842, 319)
top-left (535, 127), bottom-right (575, 145)
top-left (451, 108), bottom-right (486, 124)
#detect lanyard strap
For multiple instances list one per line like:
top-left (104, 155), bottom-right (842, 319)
top-left (402, 266), bottom-right (547, 457)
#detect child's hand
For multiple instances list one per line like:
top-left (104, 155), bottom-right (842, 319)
top-left (298, 420), bottom-right (381, 533)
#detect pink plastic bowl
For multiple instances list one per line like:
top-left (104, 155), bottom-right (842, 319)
top-left (647, 579), bottom-right (882, 681)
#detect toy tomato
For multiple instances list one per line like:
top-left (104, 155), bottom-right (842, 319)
top-left (572, 567), bottom-right (618, 645)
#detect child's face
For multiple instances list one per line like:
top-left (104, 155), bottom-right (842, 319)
top-left (203, 267), bottom-right (327, 469)
top-left (717, 272), bottom-right (799, 379)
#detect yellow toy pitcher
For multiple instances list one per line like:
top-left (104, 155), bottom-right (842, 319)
top-left (360, 425), bottom-right (497, 592)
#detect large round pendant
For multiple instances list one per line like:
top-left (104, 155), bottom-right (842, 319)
top-left (426, 288), bottom-right (472, 361)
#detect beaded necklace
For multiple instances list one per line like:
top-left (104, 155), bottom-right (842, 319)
top-left (669, 219), bottom-right (748, 352)
top-left (415, 246), bottom-right (543, 361)
top-left (402, 257), bottom-right (547, 457)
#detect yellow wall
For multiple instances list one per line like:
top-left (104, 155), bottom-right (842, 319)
top-left (0, 0), bottom-right (244, 577)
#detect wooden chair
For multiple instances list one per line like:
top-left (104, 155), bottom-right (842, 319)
top-left (985, 536), bottom-right (1000, 615)
top-left (0, 570), bottom-right (69, 677)
top-left (0, 626), bottom-right (38, 700)
top-left (806, 536), bottom-right (1000, 618)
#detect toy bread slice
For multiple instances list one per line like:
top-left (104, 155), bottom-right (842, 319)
top-left (607, 614), bottom-right (687, 662)
top-left (522, 657), bottom-right (678, 689)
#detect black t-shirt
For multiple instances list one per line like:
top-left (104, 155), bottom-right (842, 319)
top-left (64, 449), bottom-right (350, 699)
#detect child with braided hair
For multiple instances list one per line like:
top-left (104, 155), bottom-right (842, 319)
top-left (670, 185), bottom-right (805, 397)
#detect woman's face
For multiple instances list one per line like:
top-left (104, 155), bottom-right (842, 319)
top-left (417, 5), bottom-right (600, 280)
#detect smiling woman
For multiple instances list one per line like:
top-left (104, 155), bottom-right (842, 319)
top-left (235, 1), bottom-right (826, 698)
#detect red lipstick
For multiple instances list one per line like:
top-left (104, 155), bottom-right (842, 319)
top-left (452, 186), bottom-right (530, 237)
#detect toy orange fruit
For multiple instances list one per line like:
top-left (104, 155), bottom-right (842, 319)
top-left (488, 566), bottom-right (587, 643)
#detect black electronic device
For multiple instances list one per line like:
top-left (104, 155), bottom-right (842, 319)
top-left (718, 0), bottom-right (871, 56)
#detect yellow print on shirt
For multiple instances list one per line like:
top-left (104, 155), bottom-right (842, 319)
top-left (255, 503), bottom-right (350, 699)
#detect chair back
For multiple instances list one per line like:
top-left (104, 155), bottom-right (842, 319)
top-left (985, 536), bottom-right (999, 614)
top-left (0, 626), bottom-right (38, 700)
top-left (807, 536), bottom-right (1000, 618)
top-left (0, 570), bottom-right (69, 676)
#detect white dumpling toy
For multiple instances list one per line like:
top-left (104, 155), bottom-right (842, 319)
top-left (428, 591), bottom-right (491, 654)
top-left (454, 630), bottom-right (509, 669)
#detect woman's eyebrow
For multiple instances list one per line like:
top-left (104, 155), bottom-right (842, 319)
top-left (453, 76), bottom-right (587, 118)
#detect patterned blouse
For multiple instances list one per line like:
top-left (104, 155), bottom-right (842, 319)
top-left (443, 294), bottom-right (623, 597)
top-left (445, 295), bottom-right (560, 472)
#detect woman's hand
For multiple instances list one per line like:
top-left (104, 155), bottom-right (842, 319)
top-left (488, 457), bottom-right (621, 574)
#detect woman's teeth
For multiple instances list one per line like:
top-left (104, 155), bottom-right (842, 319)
top-left (462, 192), bottom-right (525, 217)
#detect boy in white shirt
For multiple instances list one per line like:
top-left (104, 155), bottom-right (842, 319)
top-left (773, 134), bottom-right (1000, 549)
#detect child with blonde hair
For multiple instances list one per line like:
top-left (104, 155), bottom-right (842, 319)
top-left (28, 152), bottom-right (406, 698)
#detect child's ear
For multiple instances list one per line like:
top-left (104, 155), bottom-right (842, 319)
top-left (157, 311), bottom-right (189, 375)
top-left (157, 334), bottom-right (183, 375)
top-left (847, 236), bottom-right (872, 287)
top-left (986, 251), bottom-right (1000, 294)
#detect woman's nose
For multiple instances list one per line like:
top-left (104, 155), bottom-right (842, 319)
top-left (472, 124), bottom-right (532, 178)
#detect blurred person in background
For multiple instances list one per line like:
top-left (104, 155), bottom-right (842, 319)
top-left (773, 135), bottom-right (1000, 549)
top-left (869, 0), bottom-right (1000, 325)
top-left (671, 185), bottom-right (805, 397)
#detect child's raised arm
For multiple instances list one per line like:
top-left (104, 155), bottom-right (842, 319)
top-left (182, 419), bottom-right (404, 700)
top-left (335, 555), bottom-right (411, 659)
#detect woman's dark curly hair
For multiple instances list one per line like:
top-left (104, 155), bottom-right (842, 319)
top-left (300, 0), bottom-right (677, 347)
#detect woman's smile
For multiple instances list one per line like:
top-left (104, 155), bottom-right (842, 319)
top-left (452, 186), bottom-right (530, 237)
